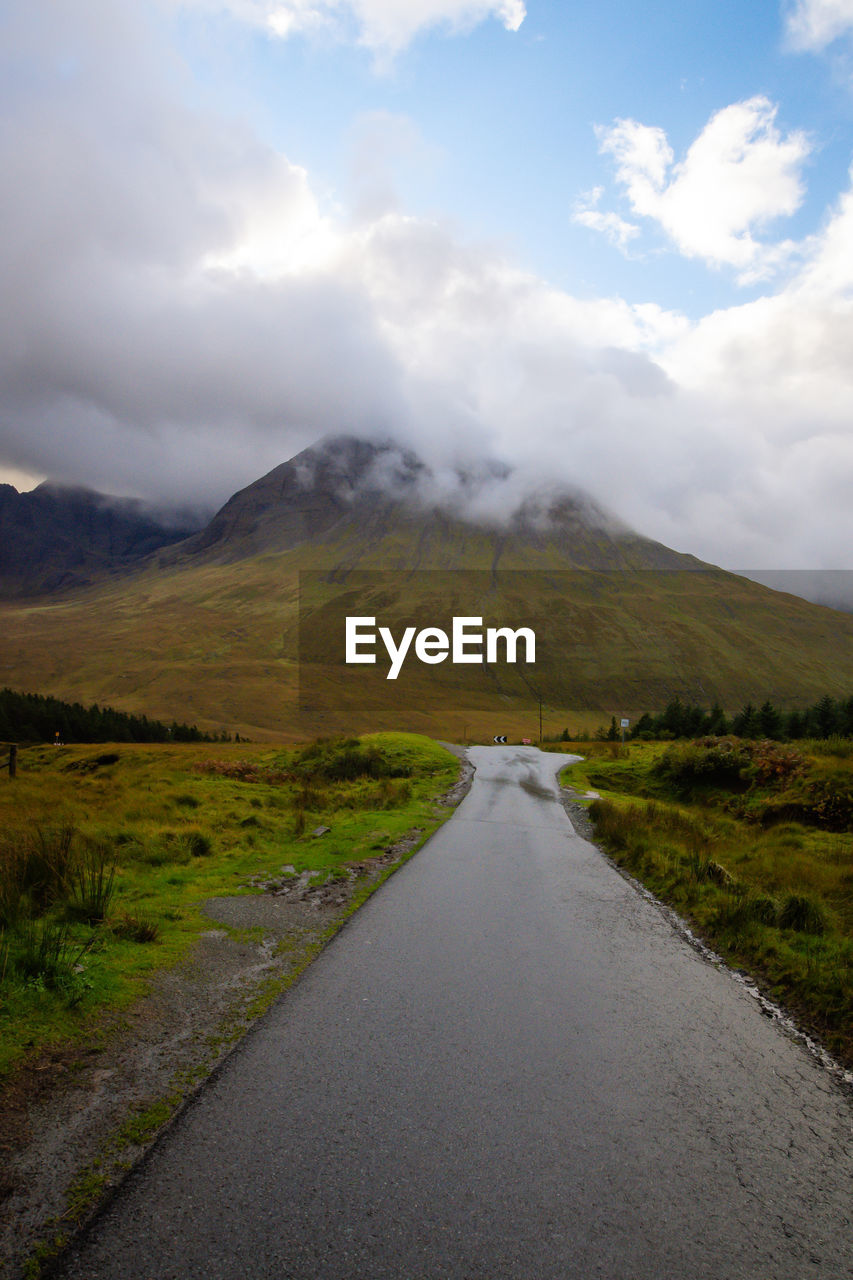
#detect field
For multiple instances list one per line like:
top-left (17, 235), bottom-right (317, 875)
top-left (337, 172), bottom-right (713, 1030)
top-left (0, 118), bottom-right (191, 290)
top-left (0, 734), bottom-right (459, 1077)
top-left (4, 527), bottom-right (853, 741)
top-left (561, 738), bottom-right (853, 1067)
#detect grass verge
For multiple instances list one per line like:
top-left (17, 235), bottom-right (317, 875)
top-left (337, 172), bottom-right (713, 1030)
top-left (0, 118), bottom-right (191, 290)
top-left (561, 739), bottom-right (853, 1068)
top-left (3, 733), bottom-right (460, 1278)
top-left (0, 732), bottom-right (458, 1077)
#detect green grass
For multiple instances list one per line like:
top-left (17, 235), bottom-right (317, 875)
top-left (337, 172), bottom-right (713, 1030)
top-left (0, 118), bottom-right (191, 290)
top-left (0, 733), bottom-right (458, 1076)
top-left (562, 740), bottom-right (853, 1065)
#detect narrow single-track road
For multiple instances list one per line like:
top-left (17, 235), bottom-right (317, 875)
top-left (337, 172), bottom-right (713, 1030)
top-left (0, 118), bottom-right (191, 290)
top-left (54, 746), bottom-right (853, 1279)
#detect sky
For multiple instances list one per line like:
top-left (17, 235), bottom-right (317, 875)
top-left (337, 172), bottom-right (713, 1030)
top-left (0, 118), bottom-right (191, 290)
top-left (3, 0), bottom-right (853, 569)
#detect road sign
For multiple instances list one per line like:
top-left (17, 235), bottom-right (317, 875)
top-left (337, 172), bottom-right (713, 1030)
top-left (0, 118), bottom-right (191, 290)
top-left (493, 734), bottom-right (507, 744)
top-left (620, 719), bottom-right (630, 728)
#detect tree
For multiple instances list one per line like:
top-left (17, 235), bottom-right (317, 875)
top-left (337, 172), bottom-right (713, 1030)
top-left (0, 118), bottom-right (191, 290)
top-left (758, 700), bottom-right (783, 740)
top-left (814, 694), bottom-right (838, 739)
top-left (732, 702), bottom-right (761, 738)
top-left (785, 709), bottom-right (805, 740)
top-left (706, 703), bottom-right (729, 736)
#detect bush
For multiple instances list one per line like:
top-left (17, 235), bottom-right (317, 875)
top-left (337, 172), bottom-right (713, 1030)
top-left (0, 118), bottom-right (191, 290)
top-left (191, 759), bottom-right (291, 784)
top-left (293, 737), bottom-right (411, 782)
top-left (746, 741), bottom-right (806, 787)
top-left (654, 740), bottom-right (751, 795)
top-left (806, 777), bottom-right (853, 832)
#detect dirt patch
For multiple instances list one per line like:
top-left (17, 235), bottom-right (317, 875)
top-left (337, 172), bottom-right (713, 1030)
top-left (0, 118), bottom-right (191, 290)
top-left (0, 752), bottom-right (470, 1280)
top-left (0, 917), bottom-right (331, 1280)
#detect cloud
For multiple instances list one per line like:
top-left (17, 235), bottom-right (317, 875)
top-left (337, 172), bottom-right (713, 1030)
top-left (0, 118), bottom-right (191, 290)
top-left (2, 0), bottom-right (853, 573)
top-left (593, 98), bottom-right (810, 280)
top-left (786, 0), bottom-right (853, 49)
top-left (344, 111), bottom-right (441, 224)
top-left (572, 188), bottom-right (640, 253)
top-left (172, 0), bottom-right (525, 57)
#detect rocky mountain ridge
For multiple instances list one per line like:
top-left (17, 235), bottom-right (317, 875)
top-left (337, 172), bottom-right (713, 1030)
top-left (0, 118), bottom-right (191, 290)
top-left (0, 481), bottom-right (202, 597)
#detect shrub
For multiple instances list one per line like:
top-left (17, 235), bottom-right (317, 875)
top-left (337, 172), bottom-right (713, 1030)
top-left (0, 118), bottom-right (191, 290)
top-left (293, 737), bottom-right (411, 782)
top-left (654, 740), bottom-right (751, 795)
top-left (192, 759), bottom-right (291, 784)
top-left (806, 777), bottom-right (853, 832)
top-left (747, 741), bottom-right (806, 788)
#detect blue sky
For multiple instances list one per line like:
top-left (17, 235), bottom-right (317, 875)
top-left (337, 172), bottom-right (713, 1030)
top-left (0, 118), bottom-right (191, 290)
top-left (3, 0), bottom-right (853, 570)
top-left (174, 0), bottom-right (853, 313)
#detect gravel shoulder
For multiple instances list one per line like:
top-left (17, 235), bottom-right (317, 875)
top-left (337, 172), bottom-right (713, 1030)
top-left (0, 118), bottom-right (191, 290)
top-left (0, 753), bottom-right (474, 1280)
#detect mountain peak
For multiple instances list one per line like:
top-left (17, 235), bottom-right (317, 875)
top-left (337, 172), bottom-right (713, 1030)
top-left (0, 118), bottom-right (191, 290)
top-left (161, 433), bottom-right (694, 572)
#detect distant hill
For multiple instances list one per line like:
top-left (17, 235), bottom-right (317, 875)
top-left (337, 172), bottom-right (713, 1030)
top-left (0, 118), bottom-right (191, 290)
top-left (738, 570), bottom-right (853, 615)
top-left (0, 436), bottom-right (851, 740)
top-left (0, 481), bottom-right (204, 596)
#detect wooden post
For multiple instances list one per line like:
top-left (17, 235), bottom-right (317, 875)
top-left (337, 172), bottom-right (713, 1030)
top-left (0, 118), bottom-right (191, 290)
top-left (8, 744), bottom-right (17, 778)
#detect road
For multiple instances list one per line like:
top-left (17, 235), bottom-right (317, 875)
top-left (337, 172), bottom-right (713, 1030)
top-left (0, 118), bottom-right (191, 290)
top-left (55, 746), bottom-right (853, 1279)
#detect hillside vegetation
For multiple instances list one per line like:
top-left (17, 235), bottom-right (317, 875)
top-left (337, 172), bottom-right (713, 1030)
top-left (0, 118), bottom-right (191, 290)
top-left (562, 739), bottom-right (853, 1067)
top-left (3, 437), bottom-right (853, 738)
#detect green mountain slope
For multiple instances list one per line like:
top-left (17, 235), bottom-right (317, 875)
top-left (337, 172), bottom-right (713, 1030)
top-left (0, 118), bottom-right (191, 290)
top-left (1, 437), bottom-right (851, 740)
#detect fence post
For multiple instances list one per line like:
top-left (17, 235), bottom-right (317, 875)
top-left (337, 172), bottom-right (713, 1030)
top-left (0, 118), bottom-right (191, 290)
top-left (8, 744), bottom-right (17, 778)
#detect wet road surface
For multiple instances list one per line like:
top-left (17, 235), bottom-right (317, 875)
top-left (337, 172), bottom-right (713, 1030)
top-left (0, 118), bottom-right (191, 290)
top-left (55, 746), bottom-right (853, 1279)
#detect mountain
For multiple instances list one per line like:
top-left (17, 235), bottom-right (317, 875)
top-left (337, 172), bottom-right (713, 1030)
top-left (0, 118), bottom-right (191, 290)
top-left (0, 481), bottom-right (203, 597)
top-left (160, 434), bottom-right (696, 572)
top-left (1, 436), bottom-right (852, 740)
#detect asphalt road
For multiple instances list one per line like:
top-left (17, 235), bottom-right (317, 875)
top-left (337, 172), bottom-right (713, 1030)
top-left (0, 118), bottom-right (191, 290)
top-left (55, 746), bottom-right (853, 1279)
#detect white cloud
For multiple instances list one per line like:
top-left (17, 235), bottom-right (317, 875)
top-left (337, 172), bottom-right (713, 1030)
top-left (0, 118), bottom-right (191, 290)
top-left (173, 0), bottom-right (525, 55)
top-left (593, 98), bottom-right (810, 280)
top-left (572, 188), bottom-right (640, 253)
top-left (786, 0), bottom-right (853, 49)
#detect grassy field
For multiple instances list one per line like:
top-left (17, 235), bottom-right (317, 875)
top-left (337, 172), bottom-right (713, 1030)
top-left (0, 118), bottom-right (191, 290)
top-left (4, 520), bottom-right (853, 741)
top-left (0, 733), bottom-right (459, 1077)
top-left (561, 738), bottom-right (853, 1067)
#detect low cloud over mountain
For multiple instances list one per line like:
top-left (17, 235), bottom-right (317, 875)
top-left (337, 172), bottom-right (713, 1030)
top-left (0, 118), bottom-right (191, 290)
top-left (3, 1), bottom-right (853, 573)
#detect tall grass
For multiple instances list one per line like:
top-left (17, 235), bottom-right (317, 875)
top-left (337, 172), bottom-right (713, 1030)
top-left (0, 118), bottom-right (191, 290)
top-left (0, 822), bottom-right (78, 926)
top-left (587, 784), bottom-right (853, 1063)
top-left (66, 841), bottom-right (116, 925)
